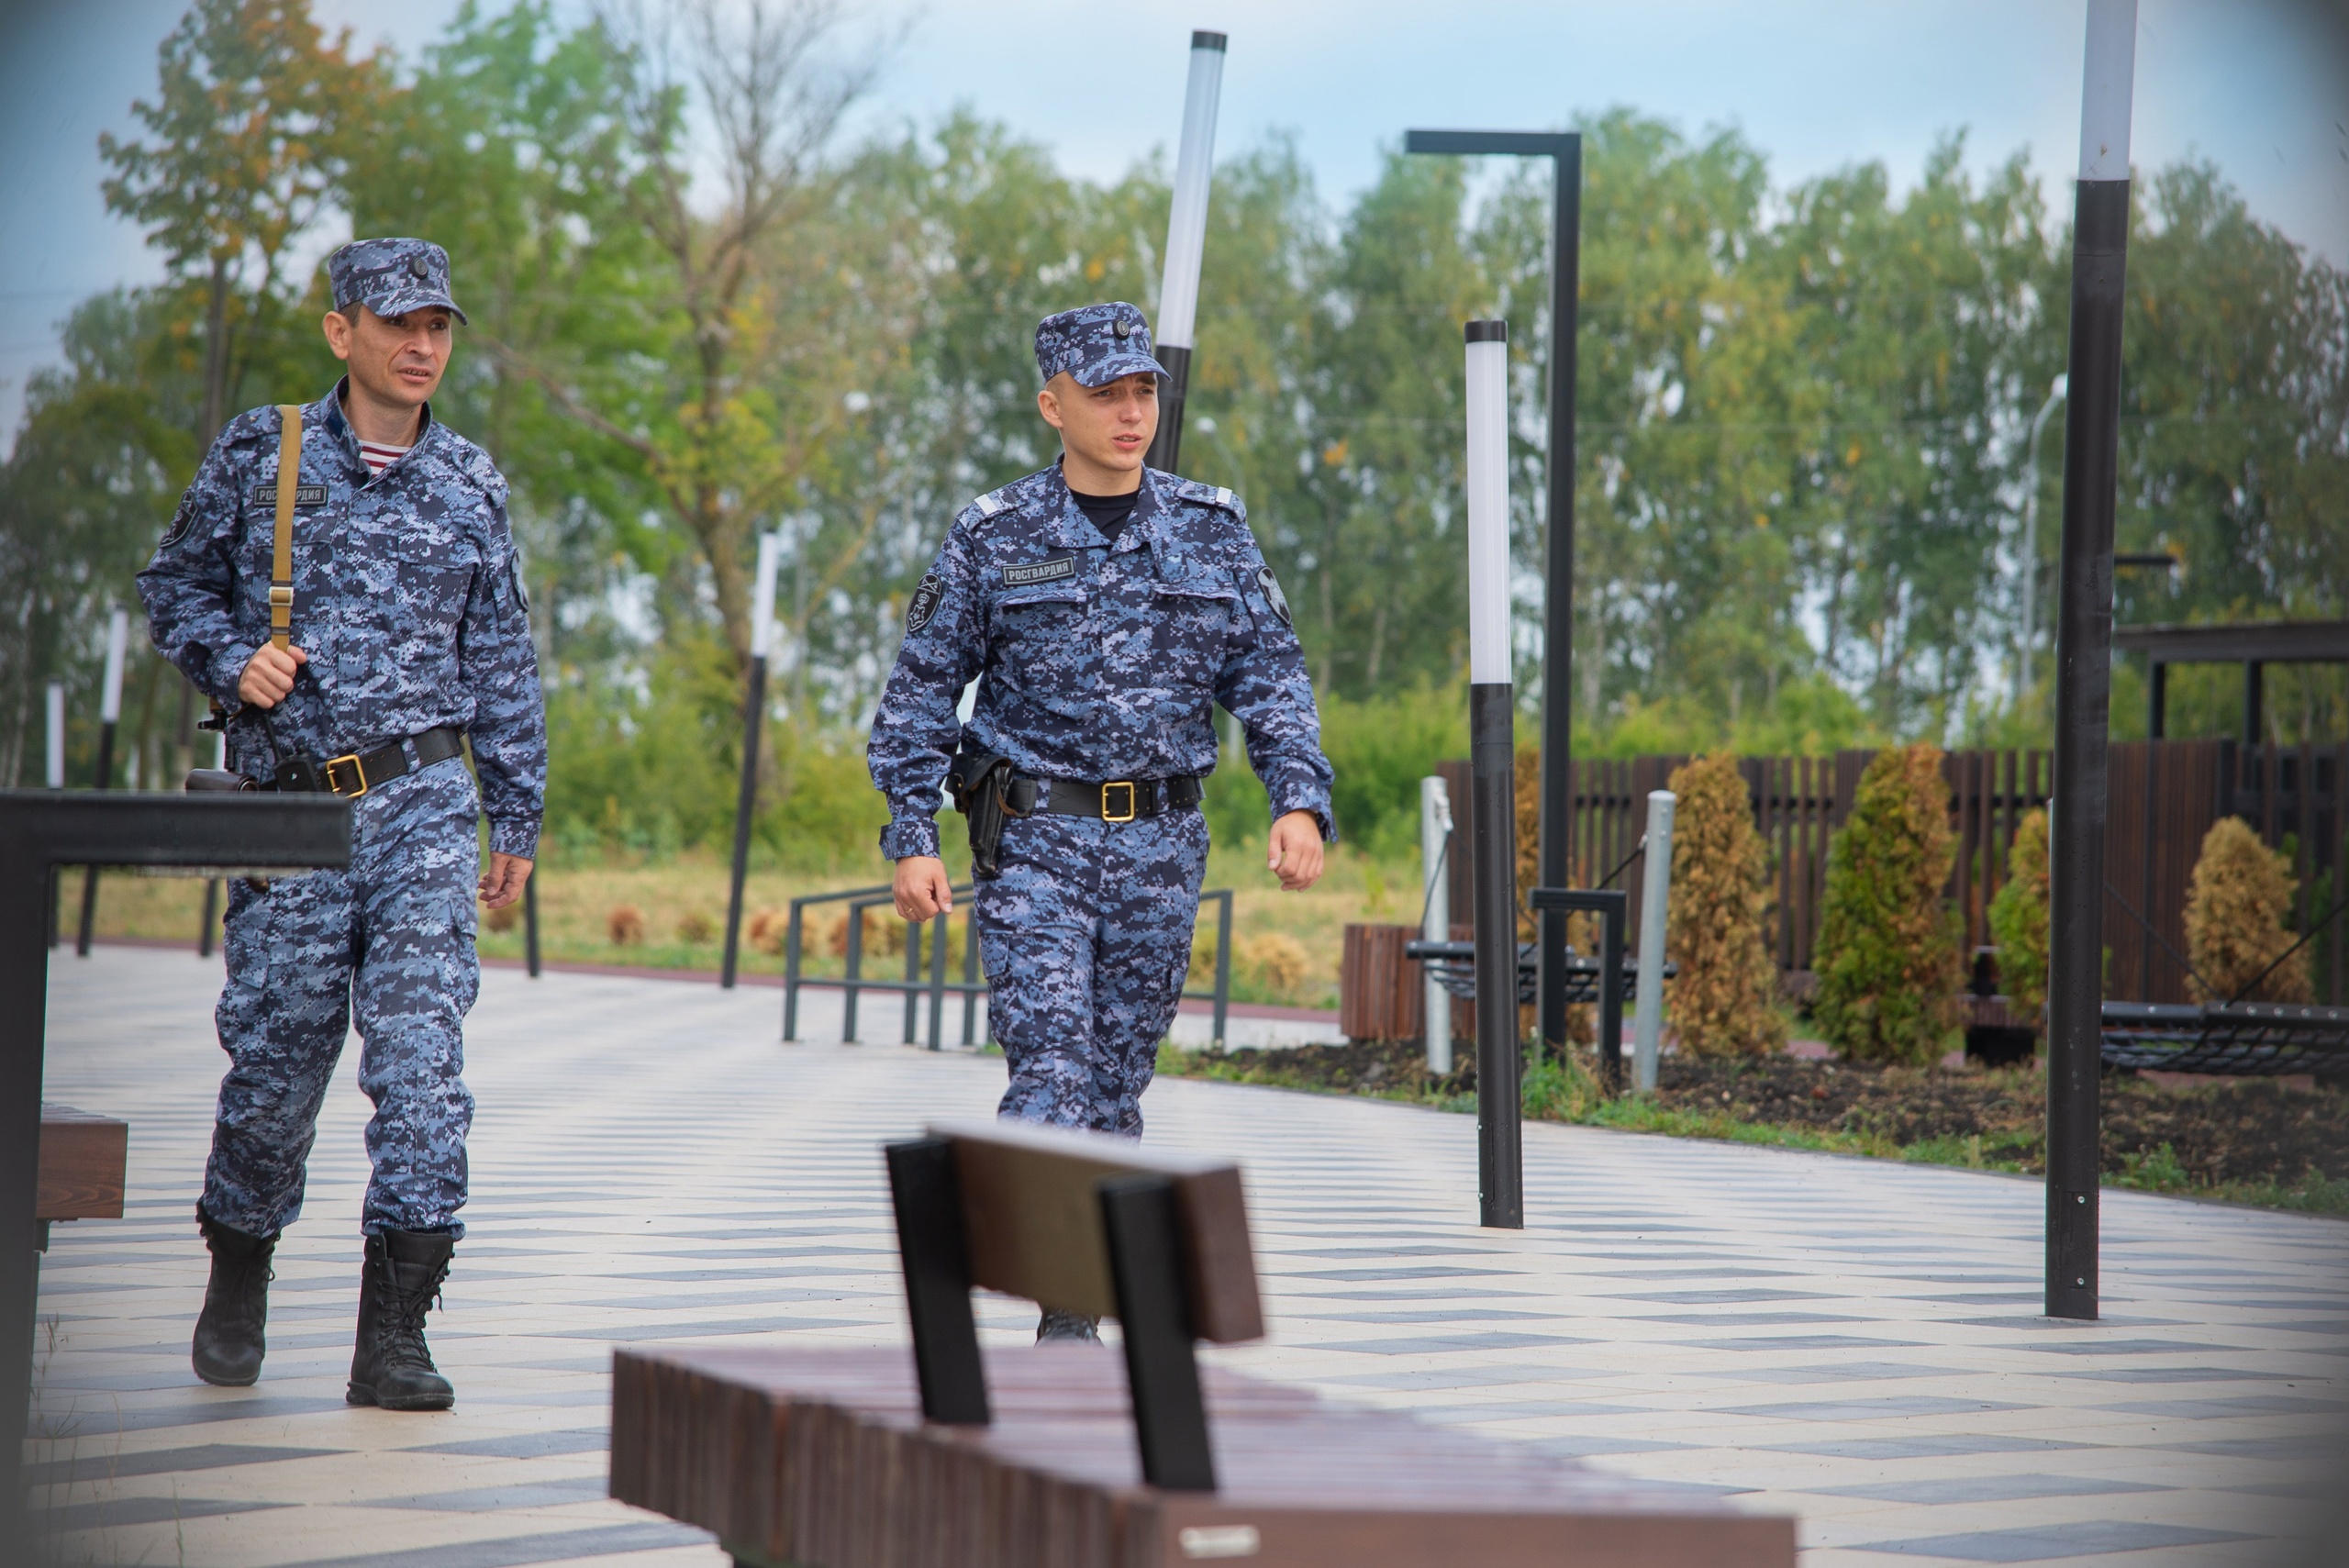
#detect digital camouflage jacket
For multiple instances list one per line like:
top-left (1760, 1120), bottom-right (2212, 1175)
top-left (868, 461), bottom-right (1335, 861)
top-left (139, 383), bottom-right (546, 858)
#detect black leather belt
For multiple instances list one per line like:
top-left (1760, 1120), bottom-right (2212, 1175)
top-left (1009, 774), bottom-right (1204, 823)
top-left (270, 726), bottom-right (465, 798)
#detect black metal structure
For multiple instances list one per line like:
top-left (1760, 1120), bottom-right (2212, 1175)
top-left (2046, 163), bottom-right (2134, 1324)
top-left (1531, 888), bottom-right (1629, 1091)
top-left (1405, 129), bottom-right (1583, 1066)
top-left (880, 1137), bottom-right (1215, 1491)
top-left (2, 791), bottom-right (351, 1541)
top-left (1404, 939), bottom-right (1658, 1012)
top-left (720, 651), bottom-right (769, 989)
top-left (883, 1137), bottom-right (988, 1425)
top-left (2112, 620), bottom-right (2349, 743)
top-left (523, 868), bottom-right (542, 979)
top-left (1147, 343), bottom-right (1194, 474)
top-left (781, 884), bottom-right (1235, 1051)
top-left (1468, 681), bottom-right (1520, 1229)
top-left (72, 724), bottom-right (117, 958)
top-left (2100, 1000), bottom-right (2349, 1075)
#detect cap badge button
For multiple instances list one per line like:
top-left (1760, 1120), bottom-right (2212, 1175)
top-left (1111, 317), bottom-right (1131, 339)
top-left (409, 255), bottom-right (430, 280)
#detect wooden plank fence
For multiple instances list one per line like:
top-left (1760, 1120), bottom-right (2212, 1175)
top-left (1425, 740), bottom-right (2345, 1012)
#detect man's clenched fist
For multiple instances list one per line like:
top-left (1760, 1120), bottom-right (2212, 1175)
top-left (238, 644), bottom-right (306, 708)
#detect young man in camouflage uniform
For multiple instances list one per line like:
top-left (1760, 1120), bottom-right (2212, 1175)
top-left (139, 238), bottom-right (544, 1411)
top-left (868, 303), bottom-right (1333, 1335)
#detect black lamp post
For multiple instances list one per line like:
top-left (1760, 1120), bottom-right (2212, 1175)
top-left (1405, 129), bottom-right (1581, 1064)
top-left (2046, 0), bottom-right (2138, 1323)
top-left (1144, 30), bottom-right (1228, 476)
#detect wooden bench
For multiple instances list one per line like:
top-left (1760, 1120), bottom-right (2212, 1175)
top-left (39, 1102), bottom-right (127, 1242)
top-left (610, 1118), bottom-right (1795, 1567)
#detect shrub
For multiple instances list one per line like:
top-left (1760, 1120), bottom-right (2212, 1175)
top-left (827, 907), bottom-right (906, 959)
top-left (747, 906), bottom-right (785, 955)
top-left (1987, 808), bottom-right (2050, 1020)
top-left (677, 910), bottom-right (717, 945)
top-left (1664, 753), bottom-right (1786, 1057)
top-left (483, 900), bottom-right (520, 933)
top-left (2184, 817), bottom-right (2311, 1003)
top-left (607, 905), bottom-right (646, 946)
top-left (1239, 931), bottom-right (1310, 1000)
top-left (1811, 744), bottom-right (1965, 1064)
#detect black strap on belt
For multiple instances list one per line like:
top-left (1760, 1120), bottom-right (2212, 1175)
top-left (1010, 774), bottom-right (1204, 822)
top-left (270, 726), bottom-right (465, 798)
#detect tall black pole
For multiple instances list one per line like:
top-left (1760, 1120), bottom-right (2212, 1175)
top-left (523, 860), bottom-right (542, 979)
top-left (723, 533), bottom-right (782, 989)
top-left (1404, 129), bottom-right (1581, 1066)
top-left (1465, 319), bottom-right (1522, 1229)
top-left (1535, 140), bottom-right (1583, 1063)
top-left (78, 607), bottom-right (129, 956)
top-left (1146, 30), bottom-right (1227, 476)
top-left (721, 652), bottom-right (767, 989)
top-left (2046, 0), bottom-right (2136, 1324)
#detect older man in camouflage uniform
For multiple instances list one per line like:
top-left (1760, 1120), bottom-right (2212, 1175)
top-left (869, 303), bottom-right (1332, 1332)
top-left (139, 238), bottom-right (543, 1410)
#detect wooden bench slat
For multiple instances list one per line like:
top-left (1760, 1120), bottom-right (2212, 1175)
top-left (930, 1118), bottom-right (1264, 1343)
top-left (610, 1344), bottom-right (1795, 1568)
top-left (39, 1102), bottom-right (127, 1222)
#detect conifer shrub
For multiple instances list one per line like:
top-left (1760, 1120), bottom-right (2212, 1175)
top-left (1811, 744), bottom-right (1965, 1064)
top-left (607, 905), bottom-right (646, 946)
top-left (2184, 817), bottom-right (2311, 1003)
top-left (1664, 753), bottom-right (1786, 1056)
top-left (1987, 807), bottom-right (2050, 1021)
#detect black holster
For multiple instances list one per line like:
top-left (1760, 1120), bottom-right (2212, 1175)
top-left (946, 748), bottom-right (1017, 880)
top-left (184, 768), bottom-right (260, 793)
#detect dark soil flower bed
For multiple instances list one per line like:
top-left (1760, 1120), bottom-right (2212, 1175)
top-left (1160, 1036), bottom-right (2349, 1207)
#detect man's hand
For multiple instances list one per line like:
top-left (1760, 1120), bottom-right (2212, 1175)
top-left (895, 855), bottom-right (953, 921)
top-left (237, 644), bottom-right (306, 708)
top-left (478, 852), bottom-right (532, 910)
top-left (1267, 810), bottom-right (1326, 892)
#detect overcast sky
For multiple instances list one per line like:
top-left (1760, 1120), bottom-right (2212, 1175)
top-left (3, 0), bottom-right (2343, 446)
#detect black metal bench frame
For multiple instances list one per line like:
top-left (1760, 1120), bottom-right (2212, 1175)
top-left (2100, 999), bottom-right (2349, 1075)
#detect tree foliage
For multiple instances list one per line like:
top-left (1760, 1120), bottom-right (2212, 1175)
top-left (1811, 743), bottom-right (1965, 1063)
top-left (2184, 817), bottom-right (2312, 1005)
top-left (1986, 806), bottom-right (2050, 1022)
top-left (1664, 753), bottom-right (1785, 1057)
top-left (6, 0), bottom-right (2343, 859)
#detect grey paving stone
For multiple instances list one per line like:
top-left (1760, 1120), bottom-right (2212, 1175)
top-left (1304, 1331), bottom-right (1598, 1354)
top-left (25, 1442), bottom-right (335, 1486)
top-left (1722, 1396), bottom-right (2031, 1420)
top-left (1600, 1288), bottom-right (1834, 1304)
top-left (2100, 1396), bottom-right (2349, 1418)
top-left (1758, 1436), bottom-right (2091, 1458)
top-left (1813, 1473), bottom-right (2172, 1503)
top-left (273, 1522), bottom-right (714, 1567)
top-left (1676, 1336), bottom-right (1926, 1351)
top-left (1846, 1520), bottom-right (2250, 1560)
top-left (1712, 1362), bottom-right (1965, 1384)
top-left (412, 1429), bottom-right (610, 1459)
top-left (357, 1476), bottom-right (611, 1510)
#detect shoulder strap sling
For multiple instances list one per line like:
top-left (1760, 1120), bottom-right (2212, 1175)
top-left (269, 405), bottom-right (302, 651)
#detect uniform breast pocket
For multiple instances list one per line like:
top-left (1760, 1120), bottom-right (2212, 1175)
top-left (992, 586), bottom-right (1091, 679)
top-left (1149, 581), bottom-right (1243, 687)
top-left (387, 534), bottom-right (479, 642)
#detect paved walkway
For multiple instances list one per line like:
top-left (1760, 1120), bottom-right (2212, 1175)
top-left (28, 946), bottom-right (2347, 1566)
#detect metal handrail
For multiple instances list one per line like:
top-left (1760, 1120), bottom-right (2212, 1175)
top-left (783, 882), bottom-right (1236, 1051)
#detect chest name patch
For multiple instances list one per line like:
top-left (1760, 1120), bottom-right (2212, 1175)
top-left (1002, 552), bottom-right (1076, 588)
top-left (248, 484), bottom-right (328, 510)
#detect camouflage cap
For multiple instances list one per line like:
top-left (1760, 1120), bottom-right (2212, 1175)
top-left (1034, 302), bottom-right (1166, 388)
top-left (328, 238), bottom-right (469, 325)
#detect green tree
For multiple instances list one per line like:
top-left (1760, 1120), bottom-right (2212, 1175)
top-left (1812, 743), bottom-right (1965, 1062)
top-left (99, 0), bottom-right (384, 447)
top-left (1987, 806), bottom-right (2050, 1021)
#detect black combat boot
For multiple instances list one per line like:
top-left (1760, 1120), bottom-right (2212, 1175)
top-left (347, 1229), bottom-right (456, 1411)
top-left (191, 1208), bottom-right (275, 1387)
top-left (1037, 1307), bottom-right (1102, 1343)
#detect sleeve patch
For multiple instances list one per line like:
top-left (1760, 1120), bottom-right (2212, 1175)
top-left (160, 497), bottom-right (197, 549)
top-left (1257, 566), bottom-right (1293, 627)
top-left (905, 572), bottom-right (944, 634)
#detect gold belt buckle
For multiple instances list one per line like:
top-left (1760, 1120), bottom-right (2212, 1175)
top-left (1101, 780), bottom-right (1137, 823)
top-left (322, 753), bottom-right (369, 798)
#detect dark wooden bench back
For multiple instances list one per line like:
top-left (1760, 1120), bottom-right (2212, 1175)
top-left (885, 1118), bottom-right (1264, 1492)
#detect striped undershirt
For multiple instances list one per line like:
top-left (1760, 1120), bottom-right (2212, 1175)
top-left (358, 439), bottom-right (411, 476)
